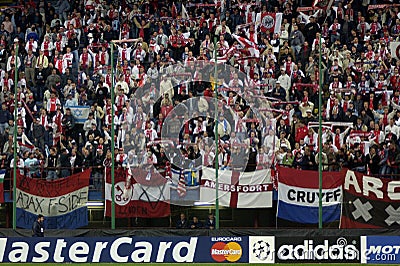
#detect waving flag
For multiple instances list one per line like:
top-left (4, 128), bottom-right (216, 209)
top-left (171, 2), bottom-right (177, 19)
top-left (210, 46), bottom-right (237, 63)
top-left (256, 12), bottom-right (282, 34)
top-left (0, 169), bottom-right (4, 203)
top-left (277, 167), bottom-right (344, 226)
top-left (170, 167), bottom-right (200, 205)
top-left (313, 0), bottom-right (334, 10)
top-left (341, 170), bottom-right (400, 229)
top-left (390, 42), bottom-right (400, 59)
top-left (232, 34), bottom-right (260, 58)
top-left (181, 4), bottom-right (189, 19)
top-left (105, 167), bottom-right (170, 218)
top-left (16, 170), bottom-right (91, 229)
top-left (200, 168), bottom-right (273, 208)
top-left (177, 171), bottom-right (187, 197)
top-left (64, 106), bottom-right (91, 124)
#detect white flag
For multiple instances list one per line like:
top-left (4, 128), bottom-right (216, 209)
top-left (182, 4), bottom-right (189, 19)
top-left (390, 41), bottom-right (400, 59)
top-left (200, 168), bottom-right (273, 208)
top-left (64, 106), bottom-right (91, 124)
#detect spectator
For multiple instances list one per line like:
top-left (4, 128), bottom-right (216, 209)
top-left (0, 0), bottom-right (399, 202)
top-left (289, 24), bottom-right (305, 57)
top-left (46, 147), bottom-right (58, 181)
top-left (32, 118), bottom-right (45, 151)
top-left (366, 146), bottom-right (380, 176)
top-left (205, 213), bottom-right (216, 229)
top-left (25, 152), bottom-right (39, 177)
top-left (0, 103), bottom-right (12, 135)
top-left (189, 216), bottom-right (204, 229)
top-left (32, 214), bottom-right (44, 237)
top-left (176, 213), bottom-right (188, 229)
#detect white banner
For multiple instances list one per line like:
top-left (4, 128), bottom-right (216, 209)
top-left (16, 187), bottom-right (88, 216)
top-left (105, 182), bottom-right (170, 205)
top-left (200, 168), bottom-right (273, 208)
top-left (278, 183), bottom-right (342, 207)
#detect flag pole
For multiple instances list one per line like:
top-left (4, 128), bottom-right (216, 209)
top-left (213, 36), bottom-right (220, 229)
top-left (110, 42), bottom-right (116, 229)
top-left (318, 33), bottom-right (323, 229)
top-left (12, 45), bottom-right (18, 230)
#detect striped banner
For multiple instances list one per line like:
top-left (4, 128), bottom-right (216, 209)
top-left (277, 167), bottom-right (344, 225)
top-left (16, 170), bottom-right (91, 229)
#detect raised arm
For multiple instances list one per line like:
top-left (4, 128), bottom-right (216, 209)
top-left (391, 100), bottom-right (400, 111)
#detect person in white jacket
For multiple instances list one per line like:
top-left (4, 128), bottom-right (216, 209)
top-left (83, 113), bottom-right (97, 138)
top-left (277, 68), bottom-right (291, 101)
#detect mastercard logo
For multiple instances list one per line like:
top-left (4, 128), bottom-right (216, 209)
top-left (211, 242), bottom-right (242, 262)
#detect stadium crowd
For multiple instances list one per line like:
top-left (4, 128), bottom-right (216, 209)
top-left (0, 0), bottom-right (400, 187)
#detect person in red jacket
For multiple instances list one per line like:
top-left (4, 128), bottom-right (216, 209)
top-left (295, 120), bottom-right (308, 144)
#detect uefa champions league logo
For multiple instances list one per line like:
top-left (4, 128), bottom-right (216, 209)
top-left (252, 240), bottom-right (272, 261)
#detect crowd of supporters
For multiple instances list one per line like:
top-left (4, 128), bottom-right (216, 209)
top-left (0, 0), bottom-right (400, 187)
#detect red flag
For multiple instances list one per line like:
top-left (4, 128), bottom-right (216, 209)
top-left (171, 2), bottom-right (177, 19)
top-left (232, 34), bottom-right (260, 57)
top-left (257, 12), bottom-right (283, 33)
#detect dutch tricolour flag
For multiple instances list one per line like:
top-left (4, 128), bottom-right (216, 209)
top-left (277, 167), bottom-right (344, 224)
top-left (16, 170), bottom-right (91, 229)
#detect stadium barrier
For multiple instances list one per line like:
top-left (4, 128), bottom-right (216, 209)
top-left (0, 232), bottom-right (399, 263)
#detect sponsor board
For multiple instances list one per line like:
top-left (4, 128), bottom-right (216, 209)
top-left (361, 236), bottom-right (400, 264)
top-left (209, 236), bottom-right (248, 263)
top-left (275, 236), bottom-right (360, 263)
top-left (0, 237), bottom-right (248, 263)
top-left (249, 236), bottom-right (275, 264)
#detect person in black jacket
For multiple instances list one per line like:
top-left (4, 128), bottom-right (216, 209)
top-left (33, 118), bottom-right (45, 152)
top-left (0, 43), bottom-right (7, 70)
top-left (205, 213), bottom-right (215, 229)
top-left (271, 81), bottom-right (286, 101)
top-left (0, 103), bottom-right (12, 135)
top-left (62, 108), bottom-right (76, 140)
top-left (59, 148), bottom-right (71, 177)
top-left (304, 16), bottom-right (320, 45)
top-left (67, 33), bottom-right (80, 67)
top-left (366, 146), bottom-right (380, 175)
top-left (301, 147), bottom-right (317, 170)
top-left (189, 216), bottom-right (203, 229)
top-left (176, 213), bottom-right (189, 229)
top-left (92, 148), bottom-right (105, 189)
top-left (46, 147), bottom-right (58, 181)
top-left (32, 214), bottom-right (44, 237)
